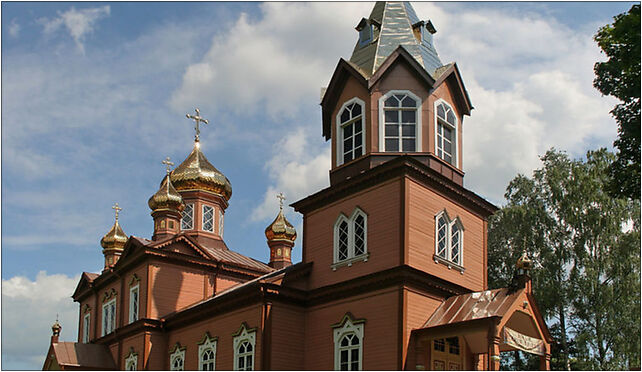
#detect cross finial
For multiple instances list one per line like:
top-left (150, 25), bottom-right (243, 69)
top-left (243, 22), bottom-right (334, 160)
top-left (112, 202), bottom-right (122, 221)
top-left (185, 108), bottom-right (209, 142)
top-left (162, 156), bottom-right (174, 175)
top-left (276, 192), bottom-right (286, 210)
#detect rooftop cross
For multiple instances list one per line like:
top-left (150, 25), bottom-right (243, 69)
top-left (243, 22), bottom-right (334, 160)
top-left (185, 108), bottom-right (209, 142)
top-left (277, 192), bottom-right (286, 210)
top-left (162, 156), bottom-right (174, 175)
top-left (112, 203), bottom-right (122, 221)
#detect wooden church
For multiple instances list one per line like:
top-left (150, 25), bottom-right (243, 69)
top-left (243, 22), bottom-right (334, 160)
top-left (42, 2), bottom-right (552, 370)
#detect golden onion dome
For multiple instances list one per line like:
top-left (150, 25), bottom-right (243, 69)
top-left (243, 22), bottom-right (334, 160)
top-left (265, 208), bottom-right (297, 242)
top-left (52, 319), bottom-right (62, 335)
top-left (148, 174), bottom-right (185, 213)
top-left (516, 251), bottom-right (533, 270)
top-left (170, 142), bottom-right (232, 201)
top-left (100, 220), bottom-right (128, 250)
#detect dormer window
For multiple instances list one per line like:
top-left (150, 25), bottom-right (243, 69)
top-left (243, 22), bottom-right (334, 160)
top-left (337, 98), bottom-right (366, 166)
top-left (435, 100), bottom-right (457, 166)
top-left (413, 20), bottom-right (437, 44)
top-left (380, 91), bottom-right (421, 152)
top-left (356, 18), bottom-right (374, 47)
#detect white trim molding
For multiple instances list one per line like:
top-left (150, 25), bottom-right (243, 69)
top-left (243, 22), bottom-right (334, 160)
top-left (336, 97), bottom-right (367, 166)
top-left (101, 298), bottom-right (116, 337)
top-left (198, 333), bottom-right (218, 371)
top-left (333, 314), bottom-right (365, 371)
top-left (433, 209), bottom-right (465, 273)
top-left (82, 312), bottom-right (90, 343)
top-left (129, 284), bottom-right (139, 324)
top-left (433, 99), bottom-right (458, 168)
top-left (379, 90), bottom-right (422, 152)
top-left (125, 349), bottom-right (138, 371)
top-left (169, 344), bottom-right (186, 371)
top-left (332, 207), bottom-right (369, 270)
top-left (181, 203), bottom-right (194, 230)
top-left (233, 324), bottom-right (256, 371)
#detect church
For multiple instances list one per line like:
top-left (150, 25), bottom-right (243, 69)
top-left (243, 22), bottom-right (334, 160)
top-left (42, 2), bottom-right (552, 370)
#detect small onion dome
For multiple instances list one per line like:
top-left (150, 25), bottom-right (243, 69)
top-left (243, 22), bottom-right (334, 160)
top-left (100, 220), bottom-right (128, 249)
top-left (170, 142), bottom-right (232, 201)
top-left (52, 319), bottom-right (62, 335)
top-left (148, 175), bottom-right (185, 213)
top-left (265, 209), bottom-right (297, 242)
top-left (516, 251), bottom-right (533, 270)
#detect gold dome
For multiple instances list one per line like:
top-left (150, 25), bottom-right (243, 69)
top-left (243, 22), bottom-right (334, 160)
top-left (516, 251), bottom-right (533, 270)
top-left (265, 209), bottom-right (297, 242)
top-left (100, 220), bottom-right (128, 249)
top-left (170, 142), bottom-right (232, 200)
top-left (148, 174), bottom-right (185, 213)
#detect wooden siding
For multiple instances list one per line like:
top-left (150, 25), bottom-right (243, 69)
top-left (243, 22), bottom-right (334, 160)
top-left (406, 179), bottom-right (485, 291)
top-left (269, 303), bottom-right (305, 370)
top-left (403, 287), bottom-right (443, 369)
top-left (121, 333), bottom-right (145, 370)
top-left (149, 262), bottom-right (212, 318)
top-left (216, 275), bottom-right (244, 294)
top-left (304, 287), bottom-right (400, 370)
top-left (304, 178), bottom-right (402, 289)
top-left (146, 332), bottom-right (168, 370)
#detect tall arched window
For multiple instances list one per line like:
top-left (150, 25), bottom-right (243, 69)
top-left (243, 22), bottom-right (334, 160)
top-left (435, 100), bottom-right (457, 166)
top-left (380, 91), bottom-right (420, 152)
top-left (169, 344), bottom-right (185, 371)
top-left (333, 314), bottom-right (365, 371)
top-left (337, 98), bottom-right (365, 165)
top-left (434, 210), bottom-right (464, 271)
top-left (233, 324), bottom-right (256, 371)
top-left (125, 349), bottom-right (138, 371)
top-left (333, 208), bottom-right (369, 269)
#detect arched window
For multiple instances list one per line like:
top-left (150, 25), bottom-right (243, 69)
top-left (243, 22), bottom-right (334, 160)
top-left (434, 211), bottom-right (464, 271)
top-left (333, 314), bottom-right (365, 371)
top-left (435, 100), bottom-right (457, 166)
top-left (233, 324), bottom-right (256, 371)
top-left (125, 349), bottom-right (138, 371)
top-left (169, 344), bottom-right (185, 371)
top-left (333, 208), bottom-right (369, 269)
top-left (380, 91), bottom-right (420, 152)
top-left (198, 333), bottom-right (217, 371)
top-left (337, 98), bottom-right (365, 166)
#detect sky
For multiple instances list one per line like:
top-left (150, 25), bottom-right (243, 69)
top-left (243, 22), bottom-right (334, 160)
top-left (1, 1), bottom-right (635, 369)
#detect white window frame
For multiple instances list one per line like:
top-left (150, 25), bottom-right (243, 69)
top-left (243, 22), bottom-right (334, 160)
top-left (434, 99), bottom-right (458, 167)
top-left (433, 210), bottom-right (465, 273)
top-left (332, 208), bottom-right (369, 270)
top-left (198, 334), bottom-right (218, 371)
top-left (129, 284), bottom-right (139, 324)
top-left (170, 345), bottom-right (186, 371)
top-left (218, 210), bottom-right (224, 237)
top-left (125, 350), bottom-right (138, 371)
top-left (82, 312), bottom-right (90, 343)
top-left (202, 205), bottom-right (214, 232)
top-left (233, 324), bottom-right (256, 371)
top-left (336, 97), bottom-right (366, 166)
top-left (181, 203), bottom-right (194, 230)
top-left (101, 298), bottom-right (116, 337)
top-left (378, 90), bottom-right (422, 152)
top-left (333, 315), bottom-right (365, 371)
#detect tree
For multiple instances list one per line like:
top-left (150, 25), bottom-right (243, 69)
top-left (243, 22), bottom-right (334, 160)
top-left (488, 148), bottom-right (640, 370)
top-left (593, 5), bottom-right (641, 200)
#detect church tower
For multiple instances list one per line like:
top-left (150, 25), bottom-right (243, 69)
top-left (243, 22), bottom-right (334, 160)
top-left (148, 157), bottom-right (185, 241)
top-left (265, 193), bottom-right (297, 269)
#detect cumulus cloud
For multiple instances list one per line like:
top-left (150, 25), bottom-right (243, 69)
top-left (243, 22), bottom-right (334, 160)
top-left (2, 272), bottom-right (80, 370)
top-left (8, 18), bottom-right (20, 37)
top-left (38, 6), bottom-right (110, 53)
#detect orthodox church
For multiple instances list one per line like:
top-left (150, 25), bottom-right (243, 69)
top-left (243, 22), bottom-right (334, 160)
top-left (43, 2), bottom-right (552, 370)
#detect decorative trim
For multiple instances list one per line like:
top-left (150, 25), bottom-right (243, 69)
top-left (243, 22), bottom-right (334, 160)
top-left (103, 288), bottom-right (117, 302)
top-left (125, 348), bottom-right (138, 371)
top-left (378, 90), bottom-right (422, 152)
top-left (198, 332), bottom-right (218, 371)
top-left (129, 274), bottom-right (140, 286)
top-left (169, 343), bottom-right (186, 371)
top-left (333, 313), bottom-right (365, 370)
top-left (83, 303), bottom-right (92, 313)
top-left (433, 210), bottom-right (464, 272)
top-left (233, 323), bottom-right (256, 371)
top-left (336, 97), bottom-right (367, 166)
top-left (433, 99), bottom-right (458, 168)
top-left (332, 207), bottom-right (369, 270)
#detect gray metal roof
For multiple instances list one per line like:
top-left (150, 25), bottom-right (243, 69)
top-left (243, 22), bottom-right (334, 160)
top-left (349, 2), bottom-right (443, 78)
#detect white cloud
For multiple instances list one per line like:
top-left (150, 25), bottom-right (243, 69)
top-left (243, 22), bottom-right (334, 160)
top-left (38, 6), bottom-right (110, 53)
top-left (2, 272), bottom-right (80, 370)
top-left (8, 18), bottom-right (20, 37)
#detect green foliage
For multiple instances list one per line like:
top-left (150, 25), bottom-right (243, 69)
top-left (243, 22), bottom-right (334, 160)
top-left (488, 148), bottom-right (640, 370)
top-left (593, 5), bottom-right (641, 200)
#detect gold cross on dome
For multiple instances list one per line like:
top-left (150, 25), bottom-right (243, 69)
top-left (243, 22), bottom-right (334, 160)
top-left (276, 192), bottom-right (286, 210)
top-left (162, 156), bottom-right (174, 175)
top-left (185, 108), bottom-right (209, 142)
top-left (112, 202), bottom-right (122, 221)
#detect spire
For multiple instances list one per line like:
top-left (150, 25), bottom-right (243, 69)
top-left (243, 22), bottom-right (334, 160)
top-left (349, 2), bottom-right (442, 77)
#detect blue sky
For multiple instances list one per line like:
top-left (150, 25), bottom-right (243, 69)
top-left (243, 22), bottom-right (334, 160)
top-left (1, 1), bottom-right (635, 369)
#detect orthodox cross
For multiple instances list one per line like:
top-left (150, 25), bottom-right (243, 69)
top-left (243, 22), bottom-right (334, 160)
top-left (112, 203), bottom-right (122, 221)
top-left (185, 108), bottom-right (209, 142)
top-left (277, 192), bottom-right (286, 210)
top-left (162, 156), bottom-right (174, 175)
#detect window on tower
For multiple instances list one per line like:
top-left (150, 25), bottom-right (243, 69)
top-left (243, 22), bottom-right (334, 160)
top-left (433, 210), bottom-right (464, 272)
top-left (337, 98), bottom-right (365, 166)
top-left (182, 203), bottom-right (194, 230)
top-left (218, 210), bottom-right (224, 237)
top-left (332, 208), bottom-right (369, 269)
top-left (333, 314), bottom-right (364, 371)
top-left (435, 100), bottom-right (457, 166)
top-left (381, 91), bottom-right (420, 152)
top-left (202, 205), bottom-right (214, 232)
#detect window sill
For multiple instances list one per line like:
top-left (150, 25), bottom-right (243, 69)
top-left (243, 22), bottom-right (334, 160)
top-left (331, 253), bottom-right (370, 271)
top-left (433, 255), bottom-right (465, 274)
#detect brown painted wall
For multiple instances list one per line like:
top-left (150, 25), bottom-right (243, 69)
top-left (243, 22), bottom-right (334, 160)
top-left (406, 179), bottom-right (485, 291)
top-left (166, 304), bottom-right (263, 370)
top-left (269, 303), bottom-right (305, 370)
top-left (304, 287), bottom-right (400, 370)
top-left (403, 287), bottom-right (444, 369)
top-left (304, 178), bottom-right (402, 289)
top-left (148, 261), bottom-right (212, 318)
top-left (146, 332), bottom-right (168, 370)
top-left (121, 333), bottom-right (145, 370)
top-left (429, 82), bottom-right (464, 171)
top-left (121, 264), bottom-right (148, 327)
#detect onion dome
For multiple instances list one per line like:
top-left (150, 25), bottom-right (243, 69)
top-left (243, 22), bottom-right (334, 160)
top-left (170, 142), bottom-right (232, 201)
top-left (100, 219), bottom-right (128, 249)
top-left (265, 207), bottom-right (297, 242)
top-left (148, 174), bottom-right (185, 213)
top-left (51, 319), bottom-right (62, 335)
top-left (516, 251), bottom-right (533, 270)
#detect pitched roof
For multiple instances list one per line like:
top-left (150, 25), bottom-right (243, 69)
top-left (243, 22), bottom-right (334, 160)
top-left (201, 246), bottom-right (274, 272)
top-left (50, 342), bottom-right (116, 369)
top-left (350, 1), bottom-right (443, 77)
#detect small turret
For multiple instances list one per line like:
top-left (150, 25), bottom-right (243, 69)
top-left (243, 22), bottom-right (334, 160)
top-left (511, 250), bottom-right (533, 293)
top-left (149, 157), bottom-right (185, 241)
top-left (51, 318), bottom-right (61, 344)
top-left (101, 203), bottom-right (128, 269)
top-left (265, 193), bottom-right (297, 269)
